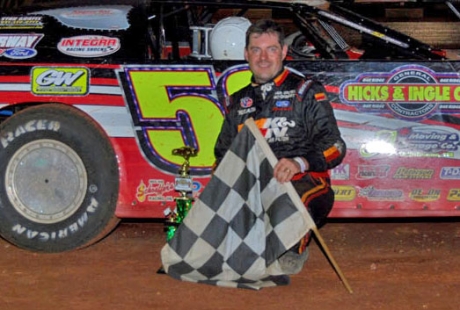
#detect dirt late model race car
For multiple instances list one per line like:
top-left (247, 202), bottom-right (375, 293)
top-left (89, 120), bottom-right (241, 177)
top-left (0, 0), bottom-right (460, 252)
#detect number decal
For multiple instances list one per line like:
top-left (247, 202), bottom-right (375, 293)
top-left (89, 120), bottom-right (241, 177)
top-left (218, 64), bottom-right (252, 98)
top-left (120, 64), bottom-right (250, 175)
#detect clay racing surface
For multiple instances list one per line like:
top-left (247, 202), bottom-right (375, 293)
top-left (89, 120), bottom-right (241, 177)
top-left (1, 219), bottom-right (459, 310)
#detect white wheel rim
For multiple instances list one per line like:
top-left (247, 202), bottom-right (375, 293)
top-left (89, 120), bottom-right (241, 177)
top-left (5, 139), bottom-right (87, 224)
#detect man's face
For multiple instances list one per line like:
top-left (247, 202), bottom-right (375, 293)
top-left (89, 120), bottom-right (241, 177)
top-left (244, 32), bottom-right (287, 84)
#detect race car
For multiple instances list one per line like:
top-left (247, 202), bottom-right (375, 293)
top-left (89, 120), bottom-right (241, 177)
top-left (0, 0), bottom-right (459, 252)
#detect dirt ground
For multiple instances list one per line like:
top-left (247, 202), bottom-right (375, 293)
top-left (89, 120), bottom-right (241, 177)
top-left (0, 218), bottom-right (459, 310)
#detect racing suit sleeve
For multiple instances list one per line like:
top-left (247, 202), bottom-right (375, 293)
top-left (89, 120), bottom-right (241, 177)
top-left (300, 81), bottom-right (346, 172)
top-left (214, 111), bottom-right (238, 167)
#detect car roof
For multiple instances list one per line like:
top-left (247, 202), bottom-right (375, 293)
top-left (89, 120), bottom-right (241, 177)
top-left (8, 0), bottom-right (322, 12)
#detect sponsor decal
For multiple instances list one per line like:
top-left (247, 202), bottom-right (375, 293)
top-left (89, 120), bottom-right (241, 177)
top-left (237, 107), bottom-right (256, 115)
top-left (275, 100), bottom-right (290, 108)
top-left (191, 181), bottom-right (202, 194)
top-left (260, 82), bottom-right (273, 99)
top-left (136, 179), bottom-right (203, 202)
top-left (240, 97), bottom-right (253, 108)
top-left (356, 165), bottom-right (390, 179)
top-left (252, 117), bottom-right (295, 143)
top-left (360, 127), bottom-right (458, 159)
top-left (136, 179), bottom-right (176, 202)
top-left (409, 189), bottom-right (441, 202)
top-left (0, 16), bottom-right (43, 29)
top-left (0, 34), bottom-right (43, 59)
top-left (359, 186), bottom-right (404, 201)
top-left (331, 163), bottom-right (350, 180)
top-left (398, 126), bottom-right (459, 156)
top-left (332, 185), bottom-right (356, 201)
top-left (272, 100), bottom-right (292, 111)
top-left (447, 189), bottom-right (460, 201)
top-left (273, 90), bottom-right (295, 100)
top-left (359, 130), bottom-right (397, 158)
top-left (4, 48), bottom-right (36, 59)
top-left (1, 119), bottom-right (60, 149)
top-left (297, 80), bottom-right (312, 97)
top-left (11, 197), bottom-right (99, 241)
top-left (32, 67), bottom-right (89, 95)
top-left (340, 65), bottom-right (460, 120)
top-left (393, 167), bottom-right (434, 179)
top-left (440, 167), bottom-right (460, 179)
top-left (37, 7), bottom-right (131, 30)
top-left (58, 35), bottom-right (120, 58)
top-left (61, 8), bottom-right (123, 19)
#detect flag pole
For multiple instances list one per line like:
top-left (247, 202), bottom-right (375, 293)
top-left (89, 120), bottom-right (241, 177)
top-left (245, 118), bottom-right (352, 293)
top-left (312, 226), bottom-right (353, 294)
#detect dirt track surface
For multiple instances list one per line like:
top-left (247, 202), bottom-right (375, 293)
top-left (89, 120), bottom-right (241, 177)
top-left (1, 219), bottom-right (459, 310)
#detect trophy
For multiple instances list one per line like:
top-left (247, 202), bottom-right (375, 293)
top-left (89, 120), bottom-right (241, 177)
top-left (164, 146), bottom-right (197, 241)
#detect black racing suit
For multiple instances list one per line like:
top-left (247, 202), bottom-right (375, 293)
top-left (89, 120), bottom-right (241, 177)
top-left (214, 68), bottom-right (346, 243)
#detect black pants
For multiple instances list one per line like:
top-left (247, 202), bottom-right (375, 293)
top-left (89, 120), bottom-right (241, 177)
top-left (293, 174), bottom-right (334, 229)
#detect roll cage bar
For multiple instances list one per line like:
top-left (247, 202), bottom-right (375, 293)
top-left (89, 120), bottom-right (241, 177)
top-left (145, 0), bottom-right (446, 60)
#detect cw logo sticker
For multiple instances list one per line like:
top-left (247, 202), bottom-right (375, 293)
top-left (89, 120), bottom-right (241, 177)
top-left (31, 66), bottom-right (89, 95)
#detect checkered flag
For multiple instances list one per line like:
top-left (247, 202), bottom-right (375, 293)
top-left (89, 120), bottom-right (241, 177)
top-left (161, 118), bottom-right (316, 289)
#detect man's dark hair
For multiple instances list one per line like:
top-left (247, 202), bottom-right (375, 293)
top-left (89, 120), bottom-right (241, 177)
top-left (245, 19), bottom-right (285, 48)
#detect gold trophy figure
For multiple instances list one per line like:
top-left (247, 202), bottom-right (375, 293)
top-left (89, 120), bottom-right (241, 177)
top-left (164, 146), bottom-right (197, 241)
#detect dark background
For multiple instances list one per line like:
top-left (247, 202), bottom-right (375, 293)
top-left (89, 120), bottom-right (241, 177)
top-left (1, 0), bottom-right (459, 50)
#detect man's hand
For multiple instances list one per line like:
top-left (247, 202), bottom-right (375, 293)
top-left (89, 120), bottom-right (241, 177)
top-left (273, 157), bottom-right (308, 183)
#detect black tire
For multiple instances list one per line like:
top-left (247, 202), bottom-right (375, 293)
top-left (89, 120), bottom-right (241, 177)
top-left (0, 104), bottom-right (120, 252)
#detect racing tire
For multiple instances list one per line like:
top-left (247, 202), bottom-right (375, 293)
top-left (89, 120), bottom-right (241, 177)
top-left (0, 104), bottom-right (120, 252)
